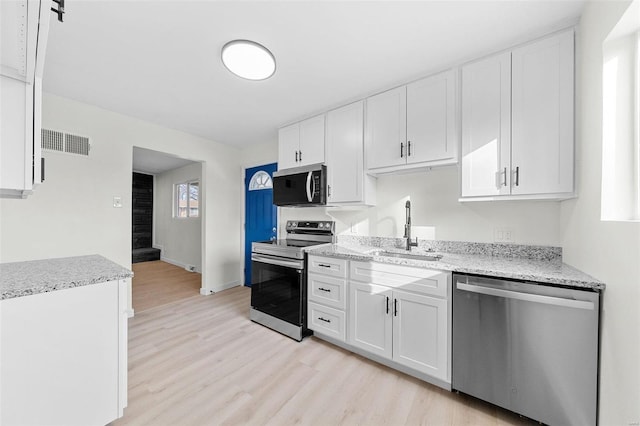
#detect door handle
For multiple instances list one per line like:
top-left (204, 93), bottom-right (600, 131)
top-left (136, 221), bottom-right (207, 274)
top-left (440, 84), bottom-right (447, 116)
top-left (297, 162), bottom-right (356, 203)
top-left (394, 299), bottom-right (398, 316)
top-left (295, 151), bottom-right (298, 162)
top-left (496, 167), bottom-right (507, 188)
top-left (386, 296), bottom-right (390, 314)
top-left (514, 166), bottom-right (520, 186)
top-left (407, 140), bottom-right (411, 157)
top-left (456, 282), bottom-right (595, 310)
top-left (400, 142), bottom-right (404, 158)
top-left (306, 171), bottom-right (313, 202)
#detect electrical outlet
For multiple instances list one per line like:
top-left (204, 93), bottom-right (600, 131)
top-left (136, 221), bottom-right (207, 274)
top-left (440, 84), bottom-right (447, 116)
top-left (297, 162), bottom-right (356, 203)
top-left (494, 227), bottom-right (514, 243)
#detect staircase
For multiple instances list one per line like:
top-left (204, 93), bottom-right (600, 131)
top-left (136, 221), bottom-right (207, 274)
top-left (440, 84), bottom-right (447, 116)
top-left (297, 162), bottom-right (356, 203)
top-left (132, 172), bottom-right (160, 263)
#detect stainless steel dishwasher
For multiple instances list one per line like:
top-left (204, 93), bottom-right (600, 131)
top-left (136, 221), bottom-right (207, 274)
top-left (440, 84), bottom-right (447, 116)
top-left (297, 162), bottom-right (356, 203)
top-left (453, 273), bottom-right (600, 425)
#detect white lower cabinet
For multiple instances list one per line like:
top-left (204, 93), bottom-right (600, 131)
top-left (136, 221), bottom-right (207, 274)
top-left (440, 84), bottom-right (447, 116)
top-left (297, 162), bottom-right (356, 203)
top-left (349, 279), bottom-right (449, 382)
top-left (307, 256), bottom-right (348, 342)
top-left (0, 280), bottom-right (128, 426)
top-left (308, 255), bottom-right (451, 388)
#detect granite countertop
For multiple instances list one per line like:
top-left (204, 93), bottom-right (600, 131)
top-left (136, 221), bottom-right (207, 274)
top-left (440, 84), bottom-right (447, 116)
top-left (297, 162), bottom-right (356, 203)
top-left (309, 242), bottom-right (604, 290)
top-left (0, 255), bottom-right (134, 300)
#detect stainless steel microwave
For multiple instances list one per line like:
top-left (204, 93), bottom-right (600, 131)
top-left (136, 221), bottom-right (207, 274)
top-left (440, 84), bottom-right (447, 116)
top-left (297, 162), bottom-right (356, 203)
top-left (273, 164), bottom-right (327, 207)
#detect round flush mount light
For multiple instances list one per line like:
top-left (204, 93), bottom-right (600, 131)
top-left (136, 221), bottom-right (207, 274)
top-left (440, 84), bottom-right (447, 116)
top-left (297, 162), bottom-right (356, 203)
top-left (221, 40), bottom-right (276, 81)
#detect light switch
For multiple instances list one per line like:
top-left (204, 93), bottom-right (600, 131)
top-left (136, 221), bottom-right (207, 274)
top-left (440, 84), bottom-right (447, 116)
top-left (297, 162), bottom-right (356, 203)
top-left (113, 196), bottom-right (122, 208)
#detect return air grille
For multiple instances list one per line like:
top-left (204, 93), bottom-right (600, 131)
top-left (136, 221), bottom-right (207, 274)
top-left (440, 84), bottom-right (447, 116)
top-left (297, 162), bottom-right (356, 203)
top-left (41, 129), bottom-right (90, 156)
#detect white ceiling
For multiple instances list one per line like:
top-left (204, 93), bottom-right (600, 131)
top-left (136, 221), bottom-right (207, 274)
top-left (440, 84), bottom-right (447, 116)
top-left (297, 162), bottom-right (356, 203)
top-left (43, 0), bottom-right (585, 149)
top-left (132, 147), bottom-right (197, 174)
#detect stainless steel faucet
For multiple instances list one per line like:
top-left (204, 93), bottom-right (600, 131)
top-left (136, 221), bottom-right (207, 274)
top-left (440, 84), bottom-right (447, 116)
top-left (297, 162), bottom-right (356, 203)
top-left (404, 200), bottom-right (418, 251)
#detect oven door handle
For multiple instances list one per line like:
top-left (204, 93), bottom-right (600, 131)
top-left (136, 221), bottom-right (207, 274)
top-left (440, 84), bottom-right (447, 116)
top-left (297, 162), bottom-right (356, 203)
top-left (252, 253), bottom-right (303, 270)
top-left (306, 171), bottom-right (313, 202)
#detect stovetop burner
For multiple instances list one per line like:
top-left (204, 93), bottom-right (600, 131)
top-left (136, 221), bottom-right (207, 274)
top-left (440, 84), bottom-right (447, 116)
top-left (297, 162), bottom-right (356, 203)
top-left (252, 220), bottom-right (336, 260)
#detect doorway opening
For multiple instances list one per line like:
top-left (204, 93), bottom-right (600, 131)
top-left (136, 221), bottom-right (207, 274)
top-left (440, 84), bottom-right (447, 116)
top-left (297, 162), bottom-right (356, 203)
top-left (132, 147), bottom-right (204, 311)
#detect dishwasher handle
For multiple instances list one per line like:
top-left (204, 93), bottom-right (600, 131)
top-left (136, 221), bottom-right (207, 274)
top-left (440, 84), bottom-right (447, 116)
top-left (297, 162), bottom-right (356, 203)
top-left (456, 281), bottom-right (595, 311)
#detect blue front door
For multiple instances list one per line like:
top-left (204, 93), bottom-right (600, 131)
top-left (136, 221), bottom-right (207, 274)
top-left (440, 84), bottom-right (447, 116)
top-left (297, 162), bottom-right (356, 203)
top-left (244, 163), bottom-right (278, 286)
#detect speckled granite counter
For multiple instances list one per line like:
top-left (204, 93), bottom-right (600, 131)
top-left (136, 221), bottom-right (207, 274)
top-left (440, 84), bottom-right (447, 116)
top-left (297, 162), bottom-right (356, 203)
top-left (0, 255), bottom-right (133, 300)
top-left (308, 240), bottom-right (604, 290)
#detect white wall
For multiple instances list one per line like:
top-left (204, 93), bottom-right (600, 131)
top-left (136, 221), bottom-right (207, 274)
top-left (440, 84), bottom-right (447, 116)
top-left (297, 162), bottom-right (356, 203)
top-left (0, 93), bottom-right (243, 297)
top-left (561, 1), bottom-right (640, 424)
top-left (282, 166), bottom-right (562, 245)
top-left (153, 162), bottom-right (202, 272)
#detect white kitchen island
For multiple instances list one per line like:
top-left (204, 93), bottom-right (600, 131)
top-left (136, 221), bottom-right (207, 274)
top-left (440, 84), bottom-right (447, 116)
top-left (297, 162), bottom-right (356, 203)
top-left (0, 255), bottom-right (132, 426)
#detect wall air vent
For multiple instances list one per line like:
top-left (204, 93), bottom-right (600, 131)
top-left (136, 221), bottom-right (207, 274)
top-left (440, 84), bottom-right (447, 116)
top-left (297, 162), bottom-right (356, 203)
top-left (41, 129), bottom-right (90, 156)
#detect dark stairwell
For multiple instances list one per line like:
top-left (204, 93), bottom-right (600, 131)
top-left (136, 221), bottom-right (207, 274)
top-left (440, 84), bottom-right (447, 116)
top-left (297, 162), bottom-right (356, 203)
top-left (132, 172), bottom-right (161, 263)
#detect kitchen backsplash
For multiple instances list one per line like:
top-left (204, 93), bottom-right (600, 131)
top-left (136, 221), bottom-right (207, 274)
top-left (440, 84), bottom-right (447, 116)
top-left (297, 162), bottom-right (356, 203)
top-left (280, 166), bottom-right (562, 246)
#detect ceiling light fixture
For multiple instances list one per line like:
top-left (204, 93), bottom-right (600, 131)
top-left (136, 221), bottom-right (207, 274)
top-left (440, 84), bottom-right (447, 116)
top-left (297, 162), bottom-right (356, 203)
top-left (221, 40), bottom-right (276, 81)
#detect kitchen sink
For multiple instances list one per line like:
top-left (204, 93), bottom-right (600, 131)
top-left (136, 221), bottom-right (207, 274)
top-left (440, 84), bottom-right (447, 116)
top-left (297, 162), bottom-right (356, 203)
top-left (369, 250), bottom-right (443, 262)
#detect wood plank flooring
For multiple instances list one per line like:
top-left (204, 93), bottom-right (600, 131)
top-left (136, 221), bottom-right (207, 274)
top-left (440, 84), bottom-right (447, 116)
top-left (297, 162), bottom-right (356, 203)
top-left (132, 261), bottom-right (201, 313)
top-left (116, 285), bottom-right (534, 426)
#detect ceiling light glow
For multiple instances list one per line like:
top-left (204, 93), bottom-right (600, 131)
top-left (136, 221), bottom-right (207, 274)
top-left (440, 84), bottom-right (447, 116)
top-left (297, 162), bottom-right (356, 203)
top-left (221, 40), bottom-right (276, 81)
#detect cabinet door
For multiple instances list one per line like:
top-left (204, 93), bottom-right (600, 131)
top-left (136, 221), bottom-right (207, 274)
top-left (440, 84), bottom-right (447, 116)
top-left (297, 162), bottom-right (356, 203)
top-left (511, 30), bottom-right (574, 195)
top-left (298, 114), bottom-right (325, 166)
top-left (406, 71), bottom-right (456, 164)
top-left (365, 86), bottom-right (407, 170)
top-left (1, 281), bottom-right (120, 425)
top-left (326, 101), bottom-right (364, 203)
top-left (278, 123), bottom-right (300, 170)
top-left (392, 290), bottom-right (448, 380)
top-left (461, 52), bottom-right (511, 197)
top-left (349, 282), bottom-right (393, 359)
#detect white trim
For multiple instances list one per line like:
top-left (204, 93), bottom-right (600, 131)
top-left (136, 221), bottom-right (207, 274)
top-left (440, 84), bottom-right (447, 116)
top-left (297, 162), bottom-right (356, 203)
top-left (160, 255), bottom-right (201, 273)
top-left (126, 308), bottom-right (134, 318)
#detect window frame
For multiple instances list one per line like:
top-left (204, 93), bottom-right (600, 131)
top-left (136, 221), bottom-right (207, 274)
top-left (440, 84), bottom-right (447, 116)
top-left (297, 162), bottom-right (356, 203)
top-left (174, 180), bottom-right (199, 219)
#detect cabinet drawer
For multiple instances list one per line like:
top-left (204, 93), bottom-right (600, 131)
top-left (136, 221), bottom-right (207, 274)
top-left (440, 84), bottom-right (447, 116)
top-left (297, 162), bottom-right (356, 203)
top-left (308, 302), bottom-right (346, 342)
top-left (308, 256), bottom-right (348, 278)
top-left (308, 273), bottom-right (346, 310)
top-left (350, 261), bottom-right (449, 298)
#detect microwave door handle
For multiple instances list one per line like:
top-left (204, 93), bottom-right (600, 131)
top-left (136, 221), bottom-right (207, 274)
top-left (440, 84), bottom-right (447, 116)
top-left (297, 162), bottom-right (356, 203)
top-left (306, 171), bottom-right (313, 202)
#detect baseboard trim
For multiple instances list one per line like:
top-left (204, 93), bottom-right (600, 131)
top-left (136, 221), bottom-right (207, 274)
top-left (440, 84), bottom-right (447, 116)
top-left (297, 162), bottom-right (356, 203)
top-left (160, 256), bottom-right (201, 273)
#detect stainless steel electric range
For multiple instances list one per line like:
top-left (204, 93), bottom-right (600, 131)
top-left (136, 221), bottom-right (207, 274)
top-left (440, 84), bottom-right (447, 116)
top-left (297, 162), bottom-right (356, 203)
top-left (250, 220), bottom-right (336, 341)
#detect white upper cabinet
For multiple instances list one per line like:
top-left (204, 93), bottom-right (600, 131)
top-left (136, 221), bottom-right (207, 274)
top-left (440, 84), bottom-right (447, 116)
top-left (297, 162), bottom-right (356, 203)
top-left (511, 30), bottom-right (574, 196)
top-left (278, 114), bottom-right (325, 170)
top-left (461, 52), bottom-right (512, 197)
top-left (1, 0), bottom-right (51, 199)
top-left (366, 70), bottom-right (457, 174)
top-left (365, 86), bottom-right (407, 170)
top-left (326, 101), bottom-right (376, 205)
top-left (406, 71), bottom-right (457, 165)
top-left (461, 29), bottom-right (575, 200)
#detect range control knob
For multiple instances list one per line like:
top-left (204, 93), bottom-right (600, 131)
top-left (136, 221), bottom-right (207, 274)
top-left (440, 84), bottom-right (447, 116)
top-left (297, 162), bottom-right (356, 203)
top-left (325, 222), bottom-right (331, 229)
top-left (319, 223), bottom-right (324, 228)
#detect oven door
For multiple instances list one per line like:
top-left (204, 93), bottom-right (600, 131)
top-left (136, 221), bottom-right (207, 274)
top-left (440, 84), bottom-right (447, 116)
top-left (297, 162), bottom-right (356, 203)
top-left (250, 253), bottom-right (304, 326)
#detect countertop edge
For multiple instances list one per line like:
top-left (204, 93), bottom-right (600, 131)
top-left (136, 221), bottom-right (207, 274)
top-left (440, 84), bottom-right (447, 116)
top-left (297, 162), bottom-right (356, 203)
top-left (308, 245), bottom-right (605, 291)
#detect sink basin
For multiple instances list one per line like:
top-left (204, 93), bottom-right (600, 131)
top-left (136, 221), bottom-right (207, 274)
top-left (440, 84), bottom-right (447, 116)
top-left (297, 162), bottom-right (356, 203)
top-left (369, 250), bottom-right (443, 262)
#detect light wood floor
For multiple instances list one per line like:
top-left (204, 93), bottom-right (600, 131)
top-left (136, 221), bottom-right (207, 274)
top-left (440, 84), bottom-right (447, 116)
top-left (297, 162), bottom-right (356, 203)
top-left (132, 261), bottom-right (201, 313)
top-left (115, 285), bottom-right (533, 426)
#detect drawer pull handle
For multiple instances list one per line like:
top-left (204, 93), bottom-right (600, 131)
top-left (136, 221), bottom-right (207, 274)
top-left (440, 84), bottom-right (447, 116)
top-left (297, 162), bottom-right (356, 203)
top-left (318, 287), bottom-right (331, 292)
top-left (318, 264), bottom-right (331, 268)
top-left (318, 317), bottom-right (331, 323)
